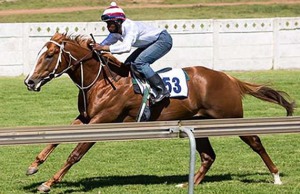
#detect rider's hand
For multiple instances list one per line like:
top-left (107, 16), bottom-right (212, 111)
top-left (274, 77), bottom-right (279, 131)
top-left (90, 43), bottom-right (110, 52)
top-left (90, 43), bottom-right (102, 51)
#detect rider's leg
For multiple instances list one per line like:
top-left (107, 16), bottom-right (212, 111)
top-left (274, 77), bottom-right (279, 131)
top-left (132, 62), bottom-right (169, 103)
top-left (131, 30), bottom-right (173, 103)
top-left (146, 72), bottom-right (170, 103)
top-left (124, 48), bottom-right (145, 65)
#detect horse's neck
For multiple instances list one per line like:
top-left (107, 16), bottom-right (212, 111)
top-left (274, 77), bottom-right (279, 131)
top-left (67, 55), bottom-right (102, 89)
top-left (67, 53), bottom-right (130, 89)
top-left (102, 54), bottom-right (130, 79)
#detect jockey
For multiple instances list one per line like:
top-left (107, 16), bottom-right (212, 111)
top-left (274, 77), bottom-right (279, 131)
top-left (91, 2), bottom-right (173, 103)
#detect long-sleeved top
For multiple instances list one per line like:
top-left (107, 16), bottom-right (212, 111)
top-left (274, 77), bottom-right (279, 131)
top-left (100, 19), bottom-right (164, 54)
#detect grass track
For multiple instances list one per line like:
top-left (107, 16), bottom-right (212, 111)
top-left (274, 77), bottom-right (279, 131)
top-left (0, 70), bottom-right (299, 193)
top-left (0, 0), bottom-right (300, 193)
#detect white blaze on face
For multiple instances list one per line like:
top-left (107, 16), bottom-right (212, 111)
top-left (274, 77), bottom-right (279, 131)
top-left (25, 45), bottom-right (48, 83)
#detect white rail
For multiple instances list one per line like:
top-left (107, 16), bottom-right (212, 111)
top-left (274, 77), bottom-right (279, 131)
top-left (1, 116), bottom-right (300, 194)
top-left (1, 116), bottom-right (300, 145)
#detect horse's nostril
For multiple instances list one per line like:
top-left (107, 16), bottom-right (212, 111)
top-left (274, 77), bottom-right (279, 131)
top-left (25, 79), bottom-right (36, 89)
top-left (27, 80), bottom-right (35, 85)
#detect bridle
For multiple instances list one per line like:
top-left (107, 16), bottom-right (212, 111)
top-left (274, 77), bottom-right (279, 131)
top-left (47, 40), bottom-right (104, 90)
top-left (35, 38), bottom-right (119, 117)
top-left (46, 39), bottom-right (104, 117)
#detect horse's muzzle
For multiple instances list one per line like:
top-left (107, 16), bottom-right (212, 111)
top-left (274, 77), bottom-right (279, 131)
top-left (24, 77), bottom-right (42, 92)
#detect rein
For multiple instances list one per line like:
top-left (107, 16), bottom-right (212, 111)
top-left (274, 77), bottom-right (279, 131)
top-left (46, 40), bottom-right (103, 117)
top-left (47, 40), bottom-right (103, 90)
top-left (46, 39), bottom-right (118, 117)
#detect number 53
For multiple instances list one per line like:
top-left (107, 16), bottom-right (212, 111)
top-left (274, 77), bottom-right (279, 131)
top-left (162, 77), bottom-right (182, 93)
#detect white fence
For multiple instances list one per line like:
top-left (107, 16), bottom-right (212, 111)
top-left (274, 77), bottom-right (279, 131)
top-left (0, 17), bottom-right (300, 76)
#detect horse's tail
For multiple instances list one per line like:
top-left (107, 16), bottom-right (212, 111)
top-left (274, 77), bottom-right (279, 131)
top-left (230, 75), bottom-right (295, 116)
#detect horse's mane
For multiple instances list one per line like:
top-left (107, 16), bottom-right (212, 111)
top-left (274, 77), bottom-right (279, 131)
top-left (52, 32), bottom-right (91, 49)
top-left (51, 32), bottom-right (129, 77)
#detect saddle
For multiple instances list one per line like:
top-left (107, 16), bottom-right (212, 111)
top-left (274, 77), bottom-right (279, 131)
top-left (131, 67), bottom-right (189, 98)
top-left (130, 66), bottom-right (189, 122)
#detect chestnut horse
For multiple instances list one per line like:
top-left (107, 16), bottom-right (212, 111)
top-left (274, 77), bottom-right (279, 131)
top-left (24, 33), bottom-right (295, 192)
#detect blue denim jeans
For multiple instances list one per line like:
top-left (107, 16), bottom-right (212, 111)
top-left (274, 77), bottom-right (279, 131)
top-left (125, 30), bottom-right (173, 79)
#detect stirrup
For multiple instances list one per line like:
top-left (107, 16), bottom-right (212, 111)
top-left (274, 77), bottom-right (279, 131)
top-left (151, 91), bottom-right (170, 104)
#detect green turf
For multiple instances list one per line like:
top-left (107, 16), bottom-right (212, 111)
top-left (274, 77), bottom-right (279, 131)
top-left (0, 70), bottom-right (299, 193)
top-left (0, 0), bottom-right (300, 193)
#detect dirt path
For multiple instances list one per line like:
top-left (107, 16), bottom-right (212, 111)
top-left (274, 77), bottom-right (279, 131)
top-left (0, 0), bottom-right (300, 16)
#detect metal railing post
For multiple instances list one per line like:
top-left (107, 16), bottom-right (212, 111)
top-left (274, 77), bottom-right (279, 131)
top-left (180, 127), bottom-right (196, 194)
top-left (171, 126), bottom-right (196, 194)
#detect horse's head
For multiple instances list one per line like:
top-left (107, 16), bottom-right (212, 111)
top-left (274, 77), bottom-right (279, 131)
top-left (25, 32), bottom-right (130, 92)
top-left (24, 33), bottom-right (92, 91)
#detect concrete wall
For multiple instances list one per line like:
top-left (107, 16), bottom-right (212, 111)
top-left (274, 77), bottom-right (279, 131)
top-left (0, 17), bottom-right (299, 76)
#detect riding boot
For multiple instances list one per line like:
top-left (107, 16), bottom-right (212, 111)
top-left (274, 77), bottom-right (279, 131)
top-left (146, 73), bottom-right (170, 103)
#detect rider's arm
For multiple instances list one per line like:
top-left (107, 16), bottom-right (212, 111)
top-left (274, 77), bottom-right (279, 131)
top-left (109, 20), bottom-right (138, 54)
top-left (92, 33), bottom-right (120, 52)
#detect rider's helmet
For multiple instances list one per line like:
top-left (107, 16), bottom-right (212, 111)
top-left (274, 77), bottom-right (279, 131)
top-left (101, 2), bottom-right (126, 22)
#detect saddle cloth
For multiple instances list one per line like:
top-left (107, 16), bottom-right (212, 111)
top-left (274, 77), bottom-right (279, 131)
top-left (132, 68), bottom-right (189, 98)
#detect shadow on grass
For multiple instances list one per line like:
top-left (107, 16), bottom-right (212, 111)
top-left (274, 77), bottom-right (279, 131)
top-left (23, 172), bottom-right (283, 193)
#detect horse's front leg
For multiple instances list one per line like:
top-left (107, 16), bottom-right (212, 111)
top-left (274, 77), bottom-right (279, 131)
top-left (26, 144), bottom-right (59, 175)
top-left (36, 105), bottom-right (126, 192)
top-left (37, 142), bottom-right (95, 192)
top-left (26, 116), bottom-right (85, 176)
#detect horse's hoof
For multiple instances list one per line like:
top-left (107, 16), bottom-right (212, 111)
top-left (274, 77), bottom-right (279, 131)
top-left (26, 167), bottom-right (38, 175)
top-left (175, 183), bottom-right (188, 188)
top-left (274, 180), bottom-right (283, 185)
top-left (273, 173), bottom-right (283, 185)
top-left (37, 183), bottom-right (51, 193)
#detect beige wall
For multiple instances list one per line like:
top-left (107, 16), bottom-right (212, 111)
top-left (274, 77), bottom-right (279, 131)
top-left (0, 17), bottom-right (300, 76)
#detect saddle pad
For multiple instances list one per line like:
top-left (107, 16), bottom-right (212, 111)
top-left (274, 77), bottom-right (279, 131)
top-left (133, 68), bottom-right (188, 98)
top-left (159, 68), bottom-right (188, 97)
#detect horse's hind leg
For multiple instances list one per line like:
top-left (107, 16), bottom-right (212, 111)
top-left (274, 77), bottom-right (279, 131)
top-left (240, 135), bottom-right (282, 184)
top-left (26, 144), bottom-right (59, 175)
top-left (37, 142), bottom-right (95, 193)
top-left (194, 137), bottom-right (216, 185)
